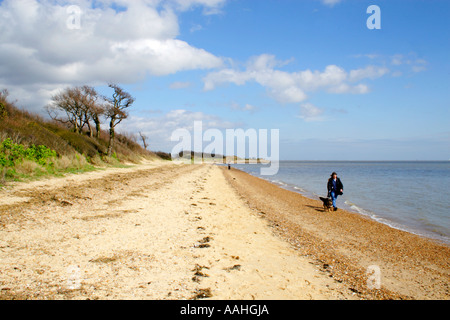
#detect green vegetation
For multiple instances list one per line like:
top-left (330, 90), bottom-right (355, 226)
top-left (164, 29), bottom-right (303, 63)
top-left (0, 88), bottom-right (164, 186)
top-left (0, 137), bottom-right (96, 183)
top-left (0, 138), bottom-right (56, 167)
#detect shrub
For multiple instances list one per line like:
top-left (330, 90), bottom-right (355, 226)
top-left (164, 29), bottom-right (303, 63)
top-left (0, 138), bottom-right (57, 168)
top-left (0, 101), bottom-right (7, 121)
top-left (155, 151), bottom-right (172, 161)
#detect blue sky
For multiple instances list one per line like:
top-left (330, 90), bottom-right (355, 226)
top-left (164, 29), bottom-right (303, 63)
top-left (0, 0), bottom-right (449, 160)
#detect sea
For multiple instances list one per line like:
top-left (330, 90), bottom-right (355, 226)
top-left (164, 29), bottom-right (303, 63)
top-left (230, 161), bottom-right (450, 245)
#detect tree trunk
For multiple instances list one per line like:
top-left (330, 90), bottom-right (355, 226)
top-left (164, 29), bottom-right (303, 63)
top-left (86, 121), bottom-right (94, 138)
top-left (94, 116), bottom-right (101, 139)
top-left (139, 132), bottom-right (148, 150)
top-left (107, 120), bottom-right (115, 157)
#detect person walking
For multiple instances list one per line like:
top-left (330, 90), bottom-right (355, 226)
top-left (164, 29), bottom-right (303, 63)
top-left (327, 172), bottom-right (344, 211)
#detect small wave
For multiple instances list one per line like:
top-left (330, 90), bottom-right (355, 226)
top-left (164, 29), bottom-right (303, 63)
top-left (345, 200), bottom-right (368, 215)
top-left (344, 201), bottom-right (403, 229)
top-left (344, 201), bottom-right (449, 243)
top-left (271, 179), bottom-right (287, 186)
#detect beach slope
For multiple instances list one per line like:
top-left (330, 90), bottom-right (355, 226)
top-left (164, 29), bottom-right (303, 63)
top-left (222, 166), bottom-right (449, 300)
top-left (0, 163), bottom-right (448, 300)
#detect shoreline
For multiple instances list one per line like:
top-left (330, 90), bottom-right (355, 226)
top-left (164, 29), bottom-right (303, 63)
top-left (0, 162), bottom-right (448, 300)
top-left (221, 166), bottom-right (450, 299)
top-left (273, 177), bottom-right (449, 246)
top-left (225, 163), bottom-right (450, 246)
top-left (0, 163), bottom-right (360, 300)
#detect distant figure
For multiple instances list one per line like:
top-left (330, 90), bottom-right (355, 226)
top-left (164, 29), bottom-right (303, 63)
top-left (327, 172), bottom-right (344, 211)
top-left (228, 163), bottom-right (231, 170)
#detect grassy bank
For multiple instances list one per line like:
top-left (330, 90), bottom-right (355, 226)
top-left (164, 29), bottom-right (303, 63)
top-left (0, 91), bottom-right (163, 186)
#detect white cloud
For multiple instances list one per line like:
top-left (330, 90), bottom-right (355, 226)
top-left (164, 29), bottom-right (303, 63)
top-left (355, 53), bottom-right (428, 75)
top-left (354, 53), bottom-right (380, 60)
top-left (243, 104), bottom-right (256, 112)
top-left (171, 0), bottom-right (227, 14)
top-left (298, 103), bottom-right (325, 122)
top-left (190, 24), bottom-right (203, 33)
top-left (230, 102), bottom-right (257, 112)
top-left (203, 54), bottom-right (388, 104)
top-left (411, 59), bottom-right (428, 73)
top-left (349, 65), bottom-right (390, 82)
top-left (391, 54), bottom-right (404, 66)
top-left (0, 0), bottom-right (225, 111)
top-left (390, 54), bottom-right (428, 73)
top-left (321, 0), bottom-right (343, 7)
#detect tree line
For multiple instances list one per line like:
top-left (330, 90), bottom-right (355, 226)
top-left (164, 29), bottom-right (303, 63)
top-left (45, 84), bottom-right (136, 157)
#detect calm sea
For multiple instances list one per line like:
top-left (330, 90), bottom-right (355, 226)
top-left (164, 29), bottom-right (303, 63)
top-left (230, 161), bottom-right (450, 244)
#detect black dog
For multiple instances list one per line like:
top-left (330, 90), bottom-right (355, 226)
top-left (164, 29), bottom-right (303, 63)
top-left (319, 197), bottom-right (333, 212)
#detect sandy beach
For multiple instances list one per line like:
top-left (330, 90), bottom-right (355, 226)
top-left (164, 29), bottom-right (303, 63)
top-left (0, 162), bottom-right (448, 300)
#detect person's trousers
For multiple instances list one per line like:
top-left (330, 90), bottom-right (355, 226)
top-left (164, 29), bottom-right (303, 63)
top-left (330, 191), bottom-right (338, 208)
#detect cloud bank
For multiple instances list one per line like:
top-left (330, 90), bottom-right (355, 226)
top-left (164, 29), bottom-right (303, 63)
top-left (203, 54), bottom-right (389, 104)
top-left (0, 0), bottom-right (225, 110)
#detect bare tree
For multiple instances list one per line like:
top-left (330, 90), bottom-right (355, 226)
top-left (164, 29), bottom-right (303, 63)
top-left (90, 102), bottom-right (106, 139)
top-left (79, 86), bottom-right (104, 138)
top-left (0, 89), bottom-right (8, 121)
top-left (46, 86), bottom-right (104, 138)
top-left (139, 132), bottom-right (148, 150)
top-left (104, 84), bottom-right (135, 156)
top-left (46, 87), bottom-right (86, 133)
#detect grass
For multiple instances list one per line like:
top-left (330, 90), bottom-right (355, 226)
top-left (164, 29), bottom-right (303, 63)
top-left (0, 94), bottom-right (163, 187)
top-left (0, 155), bottom-right (99, 186)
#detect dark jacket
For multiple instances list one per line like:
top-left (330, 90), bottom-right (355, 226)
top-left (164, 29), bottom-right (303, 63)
top-left (327, 178), bottom-right (344, 196)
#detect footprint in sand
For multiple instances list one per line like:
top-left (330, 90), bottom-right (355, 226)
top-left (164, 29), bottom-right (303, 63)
top-left (193, 236), bottom-right (213, 248)
top-left (191, 264), bottom-right (210, 283)
top-left (223, 264), bottom-right (242, 272)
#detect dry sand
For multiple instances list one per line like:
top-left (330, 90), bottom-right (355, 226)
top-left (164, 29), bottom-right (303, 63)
top-left (0, 162), bottom-right (448, 300)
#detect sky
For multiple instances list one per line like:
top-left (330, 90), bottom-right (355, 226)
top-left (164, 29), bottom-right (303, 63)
top-left (0, 0), bottom-right (449, 160)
